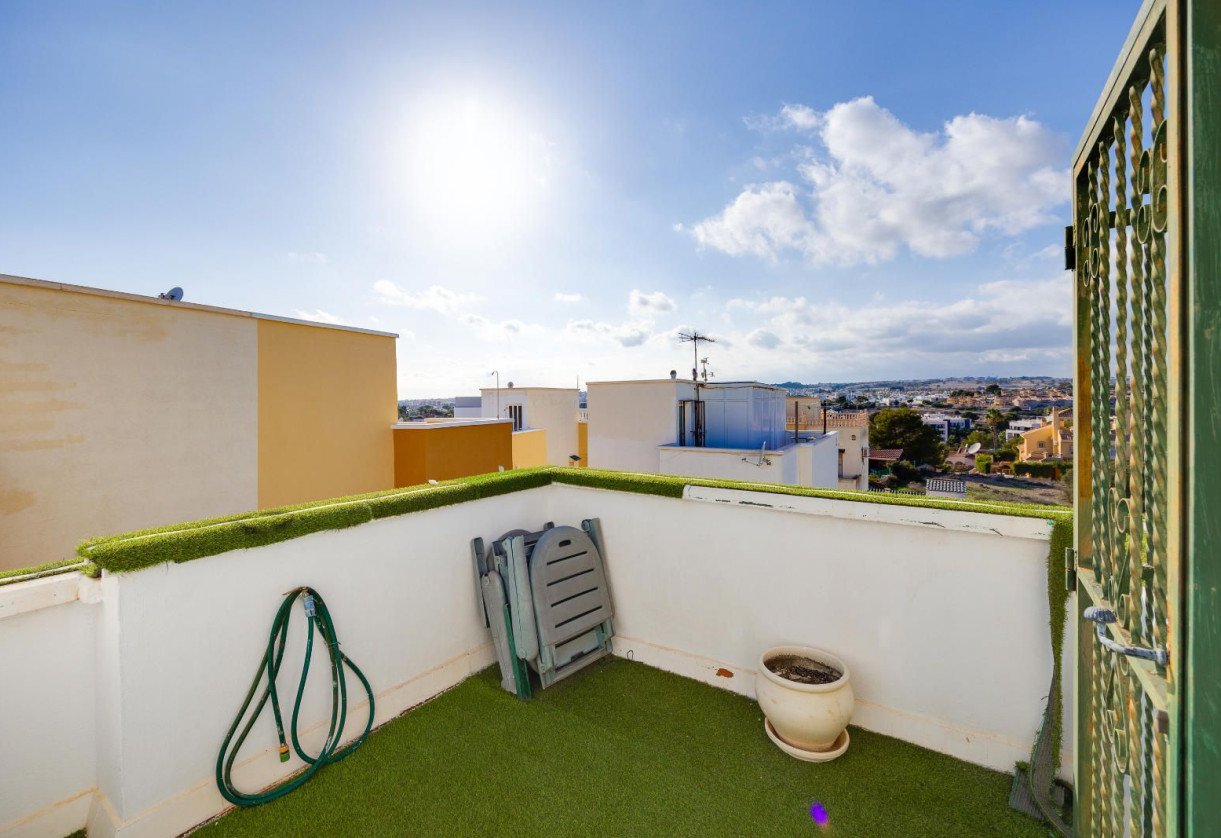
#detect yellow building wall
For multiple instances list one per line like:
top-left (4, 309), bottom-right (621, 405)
top-left (577, 422), bottom-right (588, 467)
top-left (257, 319), bottom-right (396, 508)
top-left (393, 423), bottom-right (512, 486)
top-left (0, 277), bottom-right (258, 571)
top-left (512, 428), bottom-right (547, 469)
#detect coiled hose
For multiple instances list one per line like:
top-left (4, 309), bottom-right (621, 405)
top-left (216, 586), bottom-right (375, 807)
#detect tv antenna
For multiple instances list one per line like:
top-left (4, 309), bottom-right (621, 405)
top-left (678, 330), bottom-right (716, 382)
top-left (158, 286), bottom-right (184, 301)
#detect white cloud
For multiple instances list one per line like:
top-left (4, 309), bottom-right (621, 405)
top-left (744, 103), bottom-right (822, 133)
top-left (629, 289), bottom-right (677, 317)
top-left (746, 328), bottom-right (782, 349)
top-left (689, 182), bottom-right (815, 263)
top-left (695, 97), bottom-right (1067, 267)
top-left (293, 309), bottom-right (347, 325)
top-left (459, 313), bottom-right (545, 342)
top-left (723, 274), bottom-right (1071, 372)
top-left (564, 319), bottom-right (649, 348)
top-left (285, 251), bottom-right (328, 264)
top-left (373, 281), bottom-right (483, 314)
top-left (554, 292), bottom-right (583, 303)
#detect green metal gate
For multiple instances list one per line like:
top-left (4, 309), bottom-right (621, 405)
top-left (1072, 1), bottom-right (1219, 836)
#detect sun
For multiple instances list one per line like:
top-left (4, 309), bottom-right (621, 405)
top-left (400, 95), bottom-right (551, 249)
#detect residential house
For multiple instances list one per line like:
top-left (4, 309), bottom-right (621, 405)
top-left (587, 378), bottom-right (839, 488)
top-left (1017, 408), bottom-right (1074, 462)
top-left (920, 412), bottom-right (972, 442)
top-left (786, 396), bottom-right (870, 490)
top-left (1005, 417), bottom-right (1045, 441)
top-left (478, 385), bottom-right (580, 468)
top-left (0, 273), bottom-right (400, 572)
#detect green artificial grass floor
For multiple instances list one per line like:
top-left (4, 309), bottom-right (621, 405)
top-left (199, 659), bottom-right (1049, 837)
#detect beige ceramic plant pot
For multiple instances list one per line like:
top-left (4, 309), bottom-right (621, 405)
top-left (756, 645), bottom-right (854, 755)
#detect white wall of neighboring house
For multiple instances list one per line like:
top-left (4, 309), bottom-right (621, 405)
top-left (808, 432), bottom-right (840, 489)
top-left (697, 384), bottom-right (789, 450)
top-left (586, 380), bottom-right (692, 473)
top-left (659, 442), bottom-right (800, 485)
top-left (480, 387), bottom-right (579, 467)
top-left (833, 424), bottom-right (869, 491)
top-left (588, 380), bottom-right (835, 489)
top-left (453, 396), bottom-right (482, 419)
top-left (1005, 418), bottom-right (1045, 441)
top-left (0, 481), bottom-right (1071, 838)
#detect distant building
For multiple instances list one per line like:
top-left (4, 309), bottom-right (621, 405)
top-left (1017, 408), bottom-right (1073, 462)
top-left (785, 396), bottom-right (869, 491)
top-left (920, 413), bottom-right (972, 442)
top-left (868, 448), bottom-right (905, 472)
top-left (479, 386), bottom-right (580, 468)
top-left (453, 396), bottom-right (482, 419)
top-left (587, 379), bottom-right (839, 488)
top-left (1004, 417), bottom-right (1044, 441)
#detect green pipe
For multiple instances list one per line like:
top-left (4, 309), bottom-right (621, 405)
top-left (216, 586), bottom-right (375, 807)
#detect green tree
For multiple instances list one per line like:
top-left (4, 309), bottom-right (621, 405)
top-left (985, 408), bottom-right (1006, 450)
top-left (869, 408), bottom-right (944, 465)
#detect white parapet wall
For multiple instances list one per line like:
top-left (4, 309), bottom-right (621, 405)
top-left (546, 483), bottom-right (1072, 777)
top-left (0, 479), bottom-right (1071, 838)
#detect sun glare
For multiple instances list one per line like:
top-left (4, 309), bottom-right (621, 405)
top-left (401, 96), bottom-right (550, 249)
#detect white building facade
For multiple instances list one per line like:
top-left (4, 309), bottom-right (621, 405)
top-left (587, 379), bottom-right (839, 489)
top-left (921, 412), bottom-right (972, 442)
top-left (477, 386), bottom-right (580, 467)
top-left (1005, 417), bottom-right (1045, 441)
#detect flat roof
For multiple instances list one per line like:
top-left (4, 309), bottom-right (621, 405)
top-left (0, 273), bottom-right (398, 338)
top-left (479, 386), bottom-right (579, 392)
top-left (588, 379), bottom-right (781, 391)
top-left (391, 418), bottom-right (510, 429)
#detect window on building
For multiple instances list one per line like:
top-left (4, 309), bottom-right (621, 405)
top-left (507, 404), bottom-right (524, 431)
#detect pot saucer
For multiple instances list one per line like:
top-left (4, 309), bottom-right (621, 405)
top-left (764, 719), bottom-right (850, 763)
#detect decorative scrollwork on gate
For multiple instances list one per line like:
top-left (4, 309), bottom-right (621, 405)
top-left (1074, 7), bottom-right (1175, 836)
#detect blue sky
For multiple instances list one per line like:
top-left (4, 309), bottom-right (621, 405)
top-left (0, 1), bottom-right (1139, 396)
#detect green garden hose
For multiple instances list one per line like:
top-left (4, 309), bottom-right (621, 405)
top-left (216, 586), bottom-right (375, 807)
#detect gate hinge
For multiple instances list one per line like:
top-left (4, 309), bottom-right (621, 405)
top-left (1064, 547), bottom-right (1077, 592)
top-left (1063, 225), bottom-right (1076, 272)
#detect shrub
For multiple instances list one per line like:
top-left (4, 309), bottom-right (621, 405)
top-left (890, 460), bottom-right (922, 484)
top-left (975, 453), bottom-right (993, 474)
top-left (1014, 461), bottom-right (1072, 480)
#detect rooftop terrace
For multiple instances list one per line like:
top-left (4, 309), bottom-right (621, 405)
top-left (0, 468), bottom-right (1071, 838)
top-left (200, 660), bottom-right (1045, 838)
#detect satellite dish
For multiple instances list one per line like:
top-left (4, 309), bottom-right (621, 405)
top-left (967, 442), bottom-right (982, 455)
top-left (158, 286), bottom-right (184, 301)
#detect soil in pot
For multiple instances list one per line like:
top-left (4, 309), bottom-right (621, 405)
top-left (765, 654), bottom-right (842, 685)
